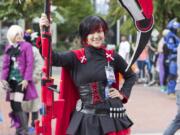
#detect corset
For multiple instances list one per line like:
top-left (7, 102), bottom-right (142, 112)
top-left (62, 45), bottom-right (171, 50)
top-left (78, 81), bottom-right (106, 105)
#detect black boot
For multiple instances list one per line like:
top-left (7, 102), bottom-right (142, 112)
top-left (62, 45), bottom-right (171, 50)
top-left (15, 112), bottom-right (29, 135)
top-left (31, 112), bottom-right (38, 127)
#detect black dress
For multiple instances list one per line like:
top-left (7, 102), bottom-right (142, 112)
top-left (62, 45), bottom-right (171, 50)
top-left (52, 46), bottom-right (137, 135)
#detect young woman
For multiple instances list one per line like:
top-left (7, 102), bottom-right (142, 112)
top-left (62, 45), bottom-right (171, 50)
top-left (1, 25), bottom-right (38, 135)
top-left (40, 15), bottom-right (137, 135)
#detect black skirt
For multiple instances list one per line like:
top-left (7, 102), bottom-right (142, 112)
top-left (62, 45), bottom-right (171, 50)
top-left (8, 80), bottom-right (24, 102)
top-left (66, 98), bottom-right (133, 135)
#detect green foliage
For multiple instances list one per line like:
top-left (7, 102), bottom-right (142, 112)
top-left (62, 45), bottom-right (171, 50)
top-left (0, 0), bottom-right (43, 23)
top-left (58, 0), bottom-right (95, 40)
top-left (120, 17), bottom-right (136, 35)
top-left (153, 0), bottom-right (180, 32)
top-left (2, 0), bottom-right (179, 50)
top-left (106, 0), bottom-right (126, 27)
top-left (55, 40), bottom-right (71, 52)
top-left (0, 0), bottom-right (95, 50)
top-left (106, 0), bottom-right (136, 36)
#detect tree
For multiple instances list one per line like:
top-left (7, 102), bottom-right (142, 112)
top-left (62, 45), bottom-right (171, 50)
top-left (0, 0), bottom-right (95, 50)
top-left (106, 0), bottom-right (136, 36)
top-left (0, 0), bottom-right (44, 27)
top-left (153, 0), bottom-right (180, 31)
top-left (57, 0), bottom-right (95, 41)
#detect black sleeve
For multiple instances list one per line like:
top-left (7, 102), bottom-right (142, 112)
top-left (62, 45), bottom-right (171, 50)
top-left (113, 53), bottom-right (137, 100)
top-left (52, 51), bottom-right (75, 68)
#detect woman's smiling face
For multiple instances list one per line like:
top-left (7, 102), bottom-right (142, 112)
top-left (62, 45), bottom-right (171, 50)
top-left (86, 27), bottom-right (105, 48)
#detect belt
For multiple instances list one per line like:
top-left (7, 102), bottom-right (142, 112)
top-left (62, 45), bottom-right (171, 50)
top-left (80, 108), bottom-right (109, 116)
top-left (79, 106), bottom-right (126, 118)
top-left (75, 99), bottom-right (126, 118)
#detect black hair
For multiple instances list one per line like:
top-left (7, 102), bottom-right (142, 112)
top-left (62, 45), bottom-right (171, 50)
top-left (79, 16), bottom-right (108, 45)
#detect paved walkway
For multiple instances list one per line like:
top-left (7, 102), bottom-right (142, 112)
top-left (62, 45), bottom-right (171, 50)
top-left (126, 84), bottom-right (179, 134)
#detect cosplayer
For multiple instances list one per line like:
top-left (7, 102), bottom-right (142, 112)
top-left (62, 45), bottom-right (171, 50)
top-left (163, 20), bottom-right (180, 135)
top-left (40, 14), bottom-right (137, 135)
top-left (0, 25), bottom-right (38, 135)
top-left (36, 0), bottom-right (153, 134)
top-left (163, 19), bottom-right (180, 95)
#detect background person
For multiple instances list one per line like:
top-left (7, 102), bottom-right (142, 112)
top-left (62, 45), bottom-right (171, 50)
top-left (118, 36), bottom-right (131, 62)
top-left (1, 25), bottom-right (38, 135)
top-left (22, 30), bottom-right (43, 133)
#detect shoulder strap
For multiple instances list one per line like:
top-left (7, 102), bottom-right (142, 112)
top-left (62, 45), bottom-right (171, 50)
top-left (72, 48), bottom-right (87, 64)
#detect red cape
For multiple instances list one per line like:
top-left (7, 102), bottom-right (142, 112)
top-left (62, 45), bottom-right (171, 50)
top-left (55, 67), bottom-right (79, 135)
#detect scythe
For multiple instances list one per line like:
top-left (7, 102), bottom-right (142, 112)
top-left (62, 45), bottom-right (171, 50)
top-left (118, 0), bottom-right (154, 71)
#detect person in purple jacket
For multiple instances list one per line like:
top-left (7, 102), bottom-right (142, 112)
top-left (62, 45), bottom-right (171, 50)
top-left (1, 25), bottom-right (38, 135)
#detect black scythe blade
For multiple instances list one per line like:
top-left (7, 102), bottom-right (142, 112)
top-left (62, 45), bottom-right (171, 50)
top-left (126, 29), bottom-right (152, 71)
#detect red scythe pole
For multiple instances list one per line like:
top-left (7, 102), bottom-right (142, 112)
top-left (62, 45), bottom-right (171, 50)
top-left (35, 0), bottom-right (64, 135)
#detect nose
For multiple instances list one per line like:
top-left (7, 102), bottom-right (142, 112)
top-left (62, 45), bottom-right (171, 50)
top-left (93, 33), bottom-right (99, 40)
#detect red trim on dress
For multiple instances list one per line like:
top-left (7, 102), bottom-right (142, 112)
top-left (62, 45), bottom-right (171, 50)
top-left (90, 82), bottom-right (102, 104)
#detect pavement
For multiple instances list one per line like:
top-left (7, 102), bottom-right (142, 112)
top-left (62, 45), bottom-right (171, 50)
top-left (0, 61), bottom-right (179, 135)
top-left (126, 84), bottom-right (179, 135)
